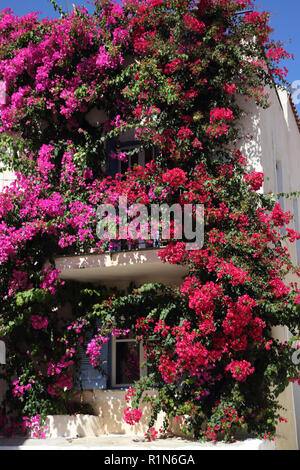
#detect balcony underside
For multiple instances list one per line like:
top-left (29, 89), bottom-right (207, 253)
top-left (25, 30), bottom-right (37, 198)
top-left (55, 249), bottom-right (188, 284)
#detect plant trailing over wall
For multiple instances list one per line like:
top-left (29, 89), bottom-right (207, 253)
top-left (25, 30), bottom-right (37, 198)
top-left (0, 0), bottom-right (299, 441)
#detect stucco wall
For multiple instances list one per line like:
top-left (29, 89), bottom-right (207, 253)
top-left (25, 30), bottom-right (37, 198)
top-left (239, 87), bottom-right (300, 450)
top-left (74, 389), bottom-right (169, 436)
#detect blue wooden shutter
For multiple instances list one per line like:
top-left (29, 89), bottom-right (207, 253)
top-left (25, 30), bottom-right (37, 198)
top-left (75, 326), bottom-right (109, 390)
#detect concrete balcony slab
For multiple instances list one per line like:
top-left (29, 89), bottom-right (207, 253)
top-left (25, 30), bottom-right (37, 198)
top-left (55, 249), bottom-right (189, 284)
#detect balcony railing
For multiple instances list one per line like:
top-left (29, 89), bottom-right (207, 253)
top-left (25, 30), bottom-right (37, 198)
top-left (106, 238), bottom-right (164, 253)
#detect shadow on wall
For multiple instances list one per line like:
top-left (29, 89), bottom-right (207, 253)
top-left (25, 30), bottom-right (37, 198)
top-left (78, 389), bottom-right (164, 436)
top-left (0, 372), bottom-right (7, 404)
top-left (0, 368), bottom-right (27, 444)
top-left (44, 414), bottom-right (103, 439)
top-left (56, 389), bottom-right (188, 438)
top-left (236, 95), bottom-right (263, 173)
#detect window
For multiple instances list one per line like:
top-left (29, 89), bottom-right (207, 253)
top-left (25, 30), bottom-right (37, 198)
top-left (111, 335), bottom-right (146, 388)
top-left (77, 328), bottom-right (154, 390)
top-left (276, 160), bottom-right (286, 235)
top-left (105, 140), bottom-right (157, 252)
top-left (119, 146), bottom-right (154, 174)
top-left (276, 161), bottom-right (284, 207)
top-left (106, 136), bottom-right (154, 178)
top-left (75, 321), bottom-right (108, 390)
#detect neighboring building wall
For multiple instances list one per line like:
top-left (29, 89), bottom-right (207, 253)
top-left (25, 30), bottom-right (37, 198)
top-left (239, 87), bottom-right (300, 450)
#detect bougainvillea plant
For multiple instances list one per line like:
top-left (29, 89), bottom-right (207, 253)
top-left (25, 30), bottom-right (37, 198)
top-left (0, 0), bottom-right (299, 442)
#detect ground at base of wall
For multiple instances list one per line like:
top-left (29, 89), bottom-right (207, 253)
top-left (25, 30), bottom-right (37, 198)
top-left (0, 435), bottom-right (276, 450)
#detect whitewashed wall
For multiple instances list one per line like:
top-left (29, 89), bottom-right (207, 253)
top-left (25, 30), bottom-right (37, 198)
top-left (239, 87), bottom-right (300, 450)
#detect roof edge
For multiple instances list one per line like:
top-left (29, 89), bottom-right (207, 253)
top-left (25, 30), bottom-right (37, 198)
top-left (288, 93), bottom-right (300, 134)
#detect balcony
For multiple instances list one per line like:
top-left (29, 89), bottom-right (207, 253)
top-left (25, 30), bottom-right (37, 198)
top-left (55, 246), bottom-right (189, 285)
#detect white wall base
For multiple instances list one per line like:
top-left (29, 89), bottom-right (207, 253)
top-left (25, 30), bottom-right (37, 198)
top-left (40, 415), bottom-right (276, 450)
top-left (44, 414), bottom-right (103, 438)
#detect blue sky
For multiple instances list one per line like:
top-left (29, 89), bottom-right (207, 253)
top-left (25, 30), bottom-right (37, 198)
top-left (256, 1), bottom-right (300, 90)
top-left (1, 0), bottom-right (300, 109)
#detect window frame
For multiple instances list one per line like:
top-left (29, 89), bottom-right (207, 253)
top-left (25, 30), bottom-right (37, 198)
top-left (111, 336), bottom-right (147, 388)
top-left (293, 198), bottom-right (300, 265)
top-left (117, 144), bottom-right (154, 174)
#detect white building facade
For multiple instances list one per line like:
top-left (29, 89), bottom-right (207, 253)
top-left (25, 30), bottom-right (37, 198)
top-left (0, 88), bottom-right (300, 449)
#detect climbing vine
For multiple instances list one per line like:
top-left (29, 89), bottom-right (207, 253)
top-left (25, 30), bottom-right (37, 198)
top-left (0, 0), bottom-right (299, 442)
